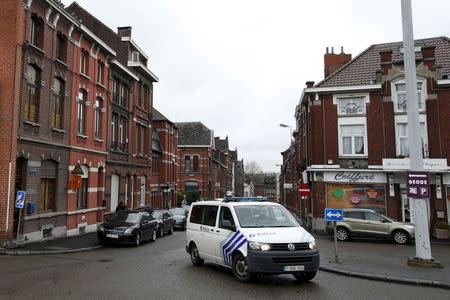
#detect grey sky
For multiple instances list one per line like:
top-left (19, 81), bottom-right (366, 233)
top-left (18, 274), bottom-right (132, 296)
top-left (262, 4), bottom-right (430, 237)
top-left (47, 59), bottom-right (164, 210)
top-left (62, 0), bottom-right (450, 172)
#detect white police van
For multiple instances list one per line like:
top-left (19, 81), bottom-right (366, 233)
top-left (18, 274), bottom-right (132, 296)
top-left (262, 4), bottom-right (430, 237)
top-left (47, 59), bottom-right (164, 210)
top-left (185, 197), bottom-right (319, 282)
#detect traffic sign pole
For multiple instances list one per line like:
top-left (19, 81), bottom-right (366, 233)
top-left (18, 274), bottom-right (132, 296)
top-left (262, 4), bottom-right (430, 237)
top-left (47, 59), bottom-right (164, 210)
top-left (401, 0), bottom-right (433, 262)
top-left (333, 221), bottom-right (339, 263)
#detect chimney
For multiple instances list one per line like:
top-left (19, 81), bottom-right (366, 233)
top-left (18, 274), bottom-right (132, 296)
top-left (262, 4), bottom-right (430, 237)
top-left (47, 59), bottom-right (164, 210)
top-left (421, 45), bottom-right (436, 71)
top-left (379, 50), bottom-right (393, 75)
top-left (324, 46), bottom-right (352, 78)
top-left (117, 26), bottom-right (132, 38)
top-left (306, 81), bottom-right (315, 88)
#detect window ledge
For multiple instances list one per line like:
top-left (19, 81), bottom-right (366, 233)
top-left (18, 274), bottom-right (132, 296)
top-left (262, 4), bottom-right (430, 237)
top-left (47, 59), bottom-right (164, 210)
top-left (80, 73), bottom-right (91, 81)
top-left (339, 155), bottom-right (368, 158)
top-left (51, 127), bottom-right (65, 133)
top-left (77, 133), bottom-right (88, 139)
top-left (94, 138), bottom-right (104, 143)
top-left (28, 43), bottom-right (45, 55)
top-left (24, 210), bottom-right (67, 220)
top-left (55, 59), bottom-right (69, 68)
top-left (24, 120), bottom-right (41, 127)
top-left (96, 82), bottom-right (107, 89)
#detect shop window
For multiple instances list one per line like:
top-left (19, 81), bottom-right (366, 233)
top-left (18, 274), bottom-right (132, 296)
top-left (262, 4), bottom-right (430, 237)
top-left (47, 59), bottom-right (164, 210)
top-left (24, 64), bottom-right (40, 122)
top-left (52, 78), bottom-right (64, 128)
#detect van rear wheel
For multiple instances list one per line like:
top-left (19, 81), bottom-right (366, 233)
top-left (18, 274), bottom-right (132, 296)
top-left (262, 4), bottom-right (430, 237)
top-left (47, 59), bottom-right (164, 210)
top-left (190, 244), bottom-right (204, 266)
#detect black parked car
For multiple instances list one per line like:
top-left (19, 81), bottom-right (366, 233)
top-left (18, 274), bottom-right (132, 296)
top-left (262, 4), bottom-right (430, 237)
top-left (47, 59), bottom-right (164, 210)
top-left (151, 210), bottom-right (175, 237)
top-left (169, 208), bottom-right (188, 230)
top-left (98, 211), bottom-right (157, 246)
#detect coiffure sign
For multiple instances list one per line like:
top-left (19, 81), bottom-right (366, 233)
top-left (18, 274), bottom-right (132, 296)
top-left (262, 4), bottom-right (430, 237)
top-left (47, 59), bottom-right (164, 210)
top-left (324, 171), bottom-right (386, 183)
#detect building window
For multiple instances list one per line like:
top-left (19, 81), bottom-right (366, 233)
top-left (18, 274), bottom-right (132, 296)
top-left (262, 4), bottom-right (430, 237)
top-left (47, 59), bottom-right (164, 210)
top-left (24, 64), bottom-right (40, 122)
top-left (185, 156), bottom-right (191, 172)
top-left (119, 117), bottom-right (127, 152)
top-left (185, 180), bottom-right (198, 191)
top-left (136, 124), bottom-right (146, 156)
top-left (143, 85), bottom-right (149, 109)
top-left (94, 97), bottom-right (102, 139)
top-left (193, 155), bottom-right (199, 172)
top-left (337, 96), bottom-right (366, 115)
top-left (392, 79), bottom-right (425, 112)
top-left (111, 79), bottom-right (118, 103)
top-left (77, 165), bottom-right (89, 209)
top-left (52, 78), bottom-right (64, 128)
top-left (30, 16), bottom-right (43, 48)
top-left (340, 124), bottom-right (366, 156)
top-left (80, 50), bottom-right (88, 75)
top-left (97, 62), bottom-right (104, 85)
top-left (111, 113), bottom-right (118, 150)
top-left (56, 33), bottom-right (67, 62)
top-left (77, 89), bottom-right (87, 134)
top-left (120, 83), bottom-right (128, 107)
top-left (396, 121), bottom-right (428, 157)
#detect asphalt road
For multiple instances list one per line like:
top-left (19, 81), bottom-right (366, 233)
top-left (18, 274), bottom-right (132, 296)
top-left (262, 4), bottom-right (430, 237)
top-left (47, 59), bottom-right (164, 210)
top-left (0, 231), bottom-right (447, 300)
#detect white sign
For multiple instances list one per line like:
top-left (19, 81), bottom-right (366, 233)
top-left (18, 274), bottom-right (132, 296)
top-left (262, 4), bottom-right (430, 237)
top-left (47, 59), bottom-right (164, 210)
top-left (324, 171), bottom-right (386, 183)
top-left (383, 158), bottom-right (448, 171)
top-left (283, 183), bottom-right (293, 189)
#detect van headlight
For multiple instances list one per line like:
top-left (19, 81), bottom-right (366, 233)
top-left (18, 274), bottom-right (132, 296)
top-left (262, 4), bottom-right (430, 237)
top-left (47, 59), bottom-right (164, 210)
top-left (248, 241), bottom-right (271, 251)
top-left (308, 240), bottom-right (316, 250)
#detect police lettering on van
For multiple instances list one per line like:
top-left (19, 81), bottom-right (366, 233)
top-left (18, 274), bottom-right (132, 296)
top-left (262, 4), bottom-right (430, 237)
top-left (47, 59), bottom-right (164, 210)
top-left (185, 198), bottom-right (319, 282)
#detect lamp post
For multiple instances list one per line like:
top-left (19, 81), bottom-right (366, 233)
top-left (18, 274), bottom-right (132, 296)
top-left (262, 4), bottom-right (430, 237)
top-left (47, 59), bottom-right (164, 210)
top-left (276, 163), bottom-right (287, 206)
top-left (279, 123), bottom-right (293, 142)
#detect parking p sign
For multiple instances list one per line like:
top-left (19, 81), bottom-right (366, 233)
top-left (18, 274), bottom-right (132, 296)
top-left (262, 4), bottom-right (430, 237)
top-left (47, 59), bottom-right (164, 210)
top-left (15, 191), bottom-right (26, 209)
top-left (406, 172), bottom-right (430, 198)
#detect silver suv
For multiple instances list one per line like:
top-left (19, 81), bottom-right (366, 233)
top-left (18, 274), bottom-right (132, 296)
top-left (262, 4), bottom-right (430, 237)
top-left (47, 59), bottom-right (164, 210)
top-left (327, 209), bottom-right (415, 245)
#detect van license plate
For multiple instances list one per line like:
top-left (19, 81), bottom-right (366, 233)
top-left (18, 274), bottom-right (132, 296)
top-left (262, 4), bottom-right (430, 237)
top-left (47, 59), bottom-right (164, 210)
top-left (106, 234), bottom-right (118, 239)
top-left (284, 265), bottom-right (304, 271)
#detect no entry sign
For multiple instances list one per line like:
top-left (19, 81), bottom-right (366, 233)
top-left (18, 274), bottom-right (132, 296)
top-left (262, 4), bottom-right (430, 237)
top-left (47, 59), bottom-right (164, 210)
top-left (298, 184), bottom-right (311, 196)
top-left (406, 171), bottom-right (430, 198)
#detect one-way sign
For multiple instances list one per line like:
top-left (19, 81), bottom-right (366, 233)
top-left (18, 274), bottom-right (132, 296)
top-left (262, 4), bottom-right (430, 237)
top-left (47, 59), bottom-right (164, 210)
top-left (324, 208), bottom-right (344, 221)
top-left (406, 171), bottom-right (430, 198)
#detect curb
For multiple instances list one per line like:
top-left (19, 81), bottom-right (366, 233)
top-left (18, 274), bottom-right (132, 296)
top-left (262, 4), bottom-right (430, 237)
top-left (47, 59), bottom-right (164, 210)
top-left (0, 245), bottom-right (103, 256)
top-left (319, 265), bottom-right (450, 290)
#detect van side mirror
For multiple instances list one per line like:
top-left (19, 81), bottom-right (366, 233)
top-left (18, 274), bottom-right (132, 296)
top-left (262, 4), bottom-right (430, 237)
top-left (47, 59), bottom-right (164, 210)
top-left (222, 220), bottom-right (236, 231)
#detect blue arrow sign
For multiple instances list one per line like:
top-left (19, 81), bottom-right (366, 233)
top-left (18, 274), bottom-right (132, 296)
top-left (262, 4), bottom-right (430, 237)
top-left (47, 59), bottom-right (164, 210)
top-left (324, 208), bottom-right (343, 221)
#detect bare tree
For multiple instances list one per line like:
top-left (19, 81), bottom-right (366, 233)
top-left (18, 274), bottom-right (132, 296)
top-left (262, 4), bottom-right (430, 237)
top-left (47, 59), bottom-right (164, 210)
top-left (244, 161), bottom-right (262, 175)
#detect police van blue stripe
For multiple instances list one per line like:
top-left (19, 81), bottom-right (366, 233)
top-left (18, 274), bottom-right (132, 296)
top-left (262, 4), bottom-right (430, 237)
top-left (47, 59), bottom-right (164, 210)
top-left (222, 233), bottom-right (247, 266)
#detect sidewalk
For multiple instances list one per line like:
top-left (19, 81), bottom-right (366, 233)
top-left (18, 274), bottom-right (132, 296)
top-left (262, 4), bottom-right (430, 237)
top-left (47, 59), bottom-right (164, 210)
top-left (316, 236), bottom-right (450, 289)
top-left (0, 232), bottom-right (101, 255)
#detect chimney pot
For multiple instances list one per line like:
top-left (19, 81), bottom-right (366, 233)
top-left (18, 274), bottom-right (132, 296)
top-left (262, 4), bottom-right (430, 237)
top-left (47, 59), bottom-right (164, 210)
top-left (326, 47), bottom-right (329, 54)
top-left (341, 46), bottom-right (344, 54)
top-left (306, 81), bottom-right (315, 88)
top-left (331, 47), bottom-right (334, 54)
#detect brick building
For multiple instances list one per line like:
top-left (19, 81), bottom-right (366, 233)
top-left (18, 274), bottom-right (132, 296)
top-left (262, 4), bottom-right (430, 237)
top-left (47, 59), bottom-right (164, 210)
top-left (0, 0), bottom-right (25, 241)
top-left (293, 38), bottom-right (450, 231)
top-left (151, 109), bottom-right (178, 208)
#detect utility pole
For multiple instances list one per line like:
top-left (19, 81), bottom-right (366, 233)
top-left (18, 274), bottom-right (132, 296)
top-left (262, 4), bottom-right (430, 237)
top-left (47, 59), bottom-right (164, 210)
top-left (401, 0), bottom-right (439, 266)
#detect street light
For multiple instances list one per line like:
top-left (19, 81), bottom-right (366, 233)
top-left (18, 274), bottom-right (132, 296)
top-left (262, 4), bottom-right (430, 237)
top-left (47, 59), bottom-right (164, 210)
top-left (275, 164), bottom-right (286, 206)
top-left (279, 123), bottom-right (293, 142)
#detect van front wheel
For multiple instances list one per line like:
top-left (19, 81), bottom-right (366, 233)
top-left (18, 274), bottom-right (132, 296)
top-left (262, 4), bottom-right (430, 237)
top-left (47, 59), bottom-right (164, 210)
top-left (190, 244), bottom-right (204, 266)
top-left (232, 253), bottom-right (253, 282)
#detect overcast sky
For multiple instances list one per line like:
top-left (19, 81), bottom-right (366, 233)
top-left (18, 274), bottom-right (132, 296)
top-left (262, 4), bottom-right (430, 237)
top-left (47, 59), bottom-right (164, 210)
top-left (62, 0), bottom-right (450, 172)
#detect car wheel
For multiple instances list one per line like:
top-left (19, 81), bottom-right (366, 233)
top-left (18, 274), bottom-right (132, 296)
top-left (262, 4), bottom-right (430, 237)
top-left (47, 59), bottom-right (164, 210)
top-left (190, 243), bottom-right (204, 266)
top-left (232, 253), bottom-right (253, 282)
top-left (393, 230), bottom-right (410, 245)
top-left (134, 232), bottom-right (140, 247)
top-left (293, 271), bottom-right (317, 282)
top-left (336, 227), bottom-right (350, 241)
top-left (150, 229), bottom-right (157, 242)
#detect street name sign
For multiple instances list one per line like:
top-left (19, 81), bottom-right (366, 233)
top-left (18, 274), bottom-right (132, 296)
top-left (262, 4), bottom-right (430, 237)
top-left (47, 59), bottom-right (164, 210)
top-left (406, 171), bottom-right (430, 198)
top-left (15, 191), bottom-right (26, 209)
top-left (324, 208), bottom-right (343, 222)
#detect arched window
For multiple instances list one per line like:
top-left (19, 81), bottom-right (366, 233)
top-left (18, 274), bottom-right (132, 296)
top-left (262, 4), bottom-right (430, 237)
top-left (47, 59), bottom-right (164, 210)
top-left (80, 50), bottom-right (88, 75)
top-left (185, 155), bottom-right (191, 172)
top-left (77, 165), bottom-right (89, 209)
top-left (97, 61), bottom-right (104, 85)
top-left (94, 97), bottom-right (102, 138)
top-left (30, 16), bottom-right (43, 48)
top-left (24, 64), bottom-right (40, 122)
top-left (52, 78), bottom-right (64, 128)
top-left (193, 155), bottom-right (199, 172)
top-left (56, 33), bottom-right (67, 62)
top-left (77, 89), bottom-right (87, 134)
top-left (185, 180), bottom-right (199, 191)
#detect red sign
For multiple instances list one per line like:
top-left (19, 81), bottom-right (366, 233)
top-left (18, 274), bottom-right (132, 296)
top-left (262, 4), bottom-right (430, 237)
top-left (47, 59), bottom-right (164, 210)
top-left (69, 175), bottom-right (81, 190)
top-left (298, 184), bottom-right (311, 196)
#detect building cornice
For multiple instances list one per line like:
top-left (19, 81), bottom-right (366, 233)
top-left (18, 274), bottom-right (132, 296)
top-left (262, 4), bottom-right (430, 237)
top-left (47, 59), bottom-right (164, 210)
top-left (110, 59), bottom-right (139, 81)
top-left (121, 37), bottom-right (149, 60)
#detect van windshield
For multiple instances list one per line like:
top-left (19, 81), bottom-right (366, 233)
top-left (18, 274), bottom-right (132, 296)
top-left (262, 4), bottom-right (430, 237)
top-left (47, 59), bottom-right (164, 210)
top-left (234, 205), bottom-right (299, 228)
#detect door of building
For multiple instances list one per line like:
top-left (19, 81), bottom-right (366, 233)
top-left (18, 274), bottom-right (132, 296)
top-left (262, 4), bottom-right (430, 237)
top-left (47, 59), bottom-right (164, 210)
top-left (111, 174), bottom-right (119, 212)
